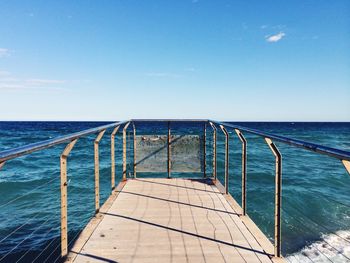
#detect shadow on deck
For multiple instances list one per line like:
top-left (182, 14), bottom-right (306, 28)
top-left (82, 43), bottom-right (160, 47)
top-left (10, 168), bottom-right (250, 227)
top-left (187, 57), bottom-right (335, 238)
top-left (67, 178), bottom-right (282, 263)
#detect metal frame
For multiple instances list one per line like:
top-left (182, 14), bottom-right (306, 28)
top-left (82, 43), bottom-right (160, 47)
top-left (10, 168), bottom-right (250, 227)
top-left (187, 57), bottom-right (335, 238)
top-left (210, 120), bottom-right (350, 162)
top-left (167, 121), bottom-right (171, 178)
top-left (265, 138), bottom-right (282, 258)
top-left (235, 129), bottom-right (247, 216)
top-left (133, 122), bottom-right (137, 178)
top-left (60, 139), bottom-right (78, 258)
top-left (122, 122), bottom-right (130, 181)
top-left (94, 130), bottom-right (106, 213)
top-left (209, 122), bottom-right (217, 180)
top-left (343, 160), bottom-right (350, 175)
top-left (1, 119), bottom-right (350, 261)
top-left (219, 125), bottom-right (229, 195)
top-left (203, 122), bottom-right (207, 178)
top-left (111, 125), bottom-right (120, 191)
top-left (0, 121), bottom-right (128, 163)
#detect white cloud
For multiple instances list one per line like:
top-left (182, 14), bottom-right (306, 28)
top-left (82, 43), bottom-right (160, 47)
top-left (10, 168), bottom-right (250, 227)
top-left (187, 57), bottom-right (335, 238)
top-left (0, 84), bottom-right (25, 90)
top-left (26, 79), bottom-right (66, 85)
top-left (265, 32), bottom-right (286, 43)
top-left (0, 70), bottom-right (11, 76)
top-left (0, 72), bottom-right (67, 91)
top-left (0, 48), bottom-right (10, 58)
top-left (0, 85), bottom-right (66, 91)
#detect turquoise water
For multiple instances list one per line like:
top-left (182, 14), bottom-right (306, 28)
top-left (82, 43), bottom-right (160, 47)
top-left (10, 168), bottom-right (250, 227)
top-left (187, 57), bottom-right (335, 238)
top-left (0, 121), bottom-right (349, 262)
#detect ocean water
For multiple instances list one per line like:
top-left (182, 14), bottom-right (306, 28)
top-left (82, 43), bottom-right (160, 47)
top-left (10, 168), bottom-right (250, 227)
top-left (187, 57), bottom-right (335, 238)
top-left (0, 121), bottom-right (349, 262)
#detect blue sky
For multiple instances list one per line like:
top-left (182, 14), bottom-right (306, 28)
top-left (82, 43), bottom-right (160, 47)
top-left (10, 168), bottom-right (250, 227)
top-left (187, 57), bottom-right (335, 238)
top-left (0, 0), bottom-right (349, 121)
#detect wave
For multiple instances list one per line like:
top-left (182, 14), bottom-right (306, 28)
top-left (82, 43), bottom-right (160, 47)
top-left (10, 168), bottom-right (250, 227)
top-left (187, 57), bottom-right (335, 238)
top-left (286, 230), bottom-right (350, 262)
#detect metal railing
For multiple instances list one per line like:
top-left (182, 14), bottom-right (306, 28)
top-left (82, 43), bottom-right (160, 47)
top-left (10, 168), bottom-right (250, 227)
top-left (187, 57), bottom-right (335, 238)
top-left (0, 119), bottom-right (349, 261)
top-left (209, 120), bottom-right (350, 258)
top-left (0, 120), bottom-right (128, 260)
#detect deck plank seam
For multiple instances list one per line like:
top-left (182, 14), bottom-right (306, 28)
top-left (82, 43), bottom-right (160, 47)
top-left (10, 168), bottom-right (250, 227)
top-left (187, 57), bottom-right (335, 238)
top-left (190, 178), bottom-right (227, 263)
top-left (208, 183), bottom-right (264, 263)
top-left (66, 180), bottom-right (127, 263)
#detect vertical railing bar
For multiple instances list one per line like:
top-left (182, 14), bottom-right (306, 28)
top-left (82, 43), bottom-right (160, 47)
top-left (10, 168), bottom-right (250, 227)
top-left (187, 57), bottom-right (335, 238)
top-left (209, 122), bottom-right (217, 180)
top-left (167, 121), bottom-right (171, 178)
top-left (342, 160), bottom-right (350, 175)
top-left (203, 122), bottom-right (207, 178)
top-left (94, 130), bottom-right (106, 214)
top-left (265, 137), bottom-right (282, 258)
top-left (133, 122), bottom-right (137, 178)
top-left (235, 129), bottom-right (247, 216)
top-left (60, 138), bottom-right (78, 259)
top-left (111, 125), bottom-right (120, 191)
top-left (122, 122), bottom-right (130, 181)
top-left (219, 125), bottom-right (229, 195)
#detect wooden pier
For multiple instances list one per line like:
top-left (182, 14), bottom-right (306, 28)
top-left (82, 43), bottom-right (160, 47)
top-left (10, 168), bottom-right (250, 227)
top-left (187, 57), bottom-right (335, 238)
top-left (1, 120), bottom-right (350, 262)
top-left (67, 178), bottom-right (283, 263)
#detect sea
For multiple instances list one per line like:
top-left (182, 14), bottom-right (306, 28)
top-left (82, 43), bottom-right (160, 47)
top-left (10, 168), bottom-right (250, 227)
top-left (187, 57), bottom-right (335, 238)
top-left (0, 121), bottom-right (349, 263)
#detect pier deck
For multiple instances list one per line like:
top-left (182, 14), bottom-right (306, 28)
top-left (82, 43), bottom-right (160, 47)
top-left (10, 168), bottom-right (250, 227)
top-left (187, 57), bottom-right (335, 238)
top-left (68, 178), bottom-right (280, 263)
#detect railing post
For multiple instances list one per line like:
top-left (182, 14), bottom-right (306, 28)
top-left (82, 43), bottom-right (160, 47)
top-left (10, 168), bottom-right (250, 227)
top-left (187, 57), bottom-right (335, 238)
top-left (235, 129), bottom-right (247, 216)
top-left (94, 130), bottom-right (106, 214)
top-left (203, 122), bottom-right (207, 178)
top-left (265, 138), bottom-right (282, 258)
top-left (122, 122), bottom-right (130, 181)
top-left (167, 121), bottom-right (171, 178)
top-left (220, 125), bottom-right (229, 195)
top-left (111, 126), bottom-right (120, 191)
top-left (342, 160), bottom-right (350, 175)
top-left (0, 161), bottom-right (5, 170)
top-left (209, 122), bottom-right (217, 180)
top-left (133, 122), bottom-right (137, 178)
top-left (60, 139), bottom-right (78, 259)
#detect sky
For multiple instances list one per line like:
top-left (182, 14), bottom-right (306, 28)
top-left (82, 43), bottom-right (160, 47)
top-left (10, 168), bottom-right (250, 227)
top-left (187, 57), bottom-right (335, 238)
top-left (0, 0), bottom-right (349, 121)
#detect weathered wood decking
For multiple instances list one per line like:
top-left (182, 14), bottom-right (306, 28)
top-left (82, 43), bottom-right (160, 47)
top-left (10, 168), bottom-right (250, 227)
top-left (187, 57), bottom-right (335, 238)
top-left (68, 178), bottom-right (283, 263)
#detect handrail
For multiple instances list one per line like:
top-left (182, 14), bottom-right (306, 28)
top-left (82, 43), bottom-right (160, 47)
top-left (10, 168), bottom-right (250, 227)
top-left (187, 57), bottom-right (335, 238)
top-left (210, 120), bottom-right (350, 161)
top-left (131, 119), bottom-right (208, 122)
top-left (209, 119), bottom-right (350, 258)
top-left (1, 119), bottom-right (349, 261)
top-left (0, 120), bottom-right (129, 163)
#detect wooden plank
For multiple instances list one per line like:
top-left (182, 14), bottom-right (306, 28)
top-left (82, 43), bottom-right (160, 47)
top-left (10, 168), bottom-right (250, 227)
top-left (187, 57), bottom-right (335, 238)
top-left (66, 180), bottom-right (127, 262)
top-left (71, 178), bottom-right (284, 263)
top-left (213, 179), bottom-right (285, 263)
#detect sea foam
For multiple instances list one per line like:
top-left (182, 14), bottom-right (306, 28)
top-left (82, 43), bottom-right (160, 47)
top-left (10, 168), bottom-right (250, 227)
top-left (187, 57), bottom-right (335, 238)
top-left (286, 230), bottom-right (350, 263)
